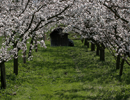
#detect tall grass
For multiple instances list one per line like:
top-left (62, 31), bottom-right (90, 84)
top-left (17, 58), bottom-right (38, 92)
top-left (0, 39), bottom-right (130, 100)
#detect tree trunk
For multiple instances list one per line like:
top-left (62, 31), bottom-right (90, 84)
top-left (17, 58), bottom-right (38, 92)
top-left (23, 50), bottom-right (26, 63)
top-left (116, 54), bottom-right (120, 69)
top-left (87, 41), bottom-right (89, 48)
top-left (119, 58), bottom-right (125, 76)
top-left (14, 54), bottom-right (18, 75)
top-left (1, 62), bottom-right (6, 89)
top-left (35, 39), bottom-right (38, 52)
top-left (23, 41), bottom-right (27, 63)
top-left (81, 38), bottom-right (84, 43)
top-left (96, 46), bottom-right (100, 56)
top-left (84, 38), bottom-right (87, 45)
top-left (100, 48), bottom-right (105, 61)
top-left (91, 42), bottom-right (95, 51)
top-left (43, 34), bottom-right (46, 41)
top-left (84, 39), bottom-right (89, 48)
top-left (28, 37), bottom-right (34, 58)
top-left (28, 46), bottom-right (32, 58)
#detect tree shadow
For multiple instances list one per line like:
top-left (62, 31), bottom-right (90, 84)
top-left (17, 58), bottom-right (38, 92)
top-left (53, 86), bottom-right (130, 100)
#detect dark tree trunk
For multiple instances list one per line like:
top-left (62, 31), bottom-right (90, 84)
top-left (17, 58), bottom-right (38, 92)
top-left (100, 48), bottom-right (105, 61)
top-left (87, 41), bottom-right (89, 48)
top-left (116, 54), bottom-right (120, 69)
top-left (81, 39), bottom-right (84, 43)
top-left (84, 39), bottom-right (89, 48)
top-left (84, 38), bottom-right (87, 45)
top-left (13, 43), bottom-right (18, 75)
top-left (14, 54), bottom-right (18, 75)
top-left (28, 46), bottom-right (32, 58)
top-left (23, 41), bottom-right (27, 63)
top-left (119, 58), bottom-right (125, 76)
top-left (23, 51), bottom-right (26, 63)
top-left (28, 37), bottom-right (34, 58)
top-left (91, 43), bottom-right (95, 51)
top-left (81, 38), bottom-right (84, 43)
top-left (1, 62), bottom-right (6, 89)
top-left (96, 46), bottom-right (100, 56)
top-left (43, 34), bottom-right (46, 41)
top-left (35, 39), bottom-right (38, 52)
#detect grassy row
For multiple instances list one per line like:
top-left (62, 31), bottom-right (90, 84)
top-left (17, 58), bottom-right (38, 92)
top-left (0, 39), bottom-right (130, 100)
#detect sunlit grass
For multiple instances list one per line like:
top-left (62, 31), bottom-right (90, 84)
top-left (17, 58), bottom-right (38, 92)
top-left (0, 39), bottom-right (130, 100)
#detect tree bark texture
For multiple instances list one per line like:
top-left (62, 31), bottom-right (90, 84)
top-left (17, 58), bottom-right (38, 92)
top-left (23, 50), bottom-right (26, 63)
top-left (28, 37), bottom-right (34, 58)
top-left (14, 55), bottom-right (18, 75)
top-left (35, 39), bottom-right (38, 52)
top-left (91, 42), bottom-right (95, 51)
top-left (116, 54), bottom-right (120, 69)
top-left (43, 34), bottom-right (46, 41)
top-left (119, 58), bottom-right (125, 76)
top-left (0, 62), bottom-right (6, 89)
top-left (84, 39), bottom-right (89, 48)
top-left (81, 38), bottom-right (84, 43)
top-left (100, 48), bottom-right (105, 61)
top-left (96, 46), bottom-right (100, 56)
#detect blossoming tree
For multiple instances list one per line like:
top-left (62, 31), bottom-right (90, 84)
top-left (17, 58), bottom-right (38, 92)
top-left (59, 0), bottom-right (130, 75)
top-left (0, 0), bottom-right (75, 89)
top-left (0, 0), bottom-right (130, 89)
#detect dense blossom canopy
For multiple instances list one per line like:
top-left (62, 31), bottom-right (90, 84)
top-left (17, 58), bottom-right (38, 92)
top-left (0, 0), bottom-right (130, 63)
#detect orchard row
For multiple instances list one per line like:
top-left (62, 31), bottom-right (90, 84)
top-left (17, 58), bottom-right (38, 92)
top-left (0, 0), bottom-right (130, 89)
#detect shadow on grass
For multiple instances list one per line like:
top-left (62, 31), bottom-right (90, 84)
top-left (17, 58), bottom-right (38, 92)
top-left (27, 42), bottom-right (130, 85)
top-left (1, 40), bottom-right (130, 99)
top-left (53, 87), bottom-right (130, 100)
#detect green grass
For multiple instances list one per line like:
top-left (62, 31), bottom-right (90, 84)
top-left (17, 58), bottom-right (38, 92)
top-left (0, 39), bottom-right (130, 100)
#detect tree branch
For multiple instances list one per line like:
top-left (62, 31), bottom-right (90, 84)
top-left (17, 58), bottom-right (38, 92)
top-left (103, 3), bottom-right (129, 23)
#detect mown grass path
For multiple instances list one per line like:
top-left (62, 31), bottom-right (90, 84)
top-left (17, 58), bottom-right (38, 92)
top-left (1, 40), bottom-right (130, 100)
